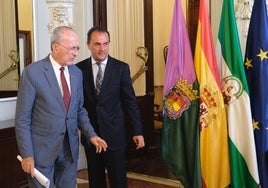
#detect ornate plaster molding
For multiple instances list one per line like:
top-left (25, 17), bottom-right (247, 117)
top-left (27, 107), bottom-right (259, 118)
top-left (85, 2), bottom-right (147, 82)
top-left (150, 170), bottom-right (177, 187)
top-left (234, 0), bottom-right (253, 37)
top-left (47, 0), bottom-right (75, 2)
top-left (235, 0), bottom-right (268, 37)
top-left (235, 0), bottom-right (253, 20)
top-left (46, 0), bottom-right (75, 33)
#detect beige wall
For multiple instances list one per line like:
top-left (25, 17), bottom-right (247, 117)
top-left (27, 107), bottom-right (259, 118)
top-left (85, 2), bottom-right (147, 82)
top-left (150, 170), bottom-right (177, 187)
top-left (18, 0), bottom-right (33, 60)
top-left (211, 0), bottom-right (223, 45)
top-left (18, 0), bottom-right (32, 31)
top-left (152, 0), bottom-right (189, 86)
top-left (153, 0), bottom-right (185, 86)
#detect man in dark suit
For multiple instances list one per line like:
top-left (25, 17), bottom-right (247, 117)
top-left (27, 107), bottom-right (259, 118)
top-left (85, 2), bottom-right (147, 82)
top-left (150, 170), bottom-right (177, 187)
top-left (76, 26), bottom-right (145, 188)
top-left (15, 26), bottom-right (107, 188)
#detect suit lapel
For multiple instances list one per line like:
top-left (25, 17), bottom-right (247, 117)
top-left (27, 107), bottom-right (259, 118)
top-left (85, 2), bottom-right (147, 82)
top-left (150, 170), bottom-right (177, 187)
top-left (98, 57), bottom-right (113, 97)
top-left (85, 58), bottom-right (98, 99)
top-left (68, 65), bottom-right (79, 113)
top-left (86, 58), bottom-right (96, 93)
top-left (43, 58), bottom-right (66, 113)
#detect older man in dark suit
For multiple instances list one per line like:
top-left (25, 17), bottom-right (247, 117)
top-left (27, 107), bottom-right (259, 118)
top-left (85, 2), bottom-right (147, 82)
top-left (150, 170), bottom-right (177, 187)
top-left (76, 26), bottom-right (145, 188)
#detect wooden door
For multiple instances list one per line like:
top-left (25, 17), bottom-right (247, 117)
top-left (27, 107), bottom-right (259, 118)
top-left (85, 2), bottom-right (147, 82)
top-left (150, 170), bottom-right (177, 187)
top-left (187, 0), bottom-right (200, 53)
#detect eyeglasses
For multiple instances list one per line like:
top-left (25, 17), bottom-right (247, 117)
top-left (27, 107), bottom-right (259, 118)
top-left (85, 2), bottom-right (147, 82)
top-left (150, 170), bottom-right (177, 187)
top-left (56, 42), bottom-right (80, 52)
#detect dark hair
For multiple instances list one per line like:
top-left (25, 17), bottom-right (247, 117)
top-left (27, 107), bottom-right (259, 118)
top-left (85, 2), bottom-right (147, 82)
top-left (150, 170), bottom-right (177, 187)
top-left (87, 26), bottom-right (110, 43)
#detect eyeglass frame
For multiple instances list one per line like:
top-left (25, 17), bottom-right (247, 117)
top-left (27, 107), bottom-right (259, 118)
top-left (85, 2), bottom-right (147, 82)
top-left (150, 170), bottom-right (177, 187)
top-left (55, 42), bottom-right (80, 52)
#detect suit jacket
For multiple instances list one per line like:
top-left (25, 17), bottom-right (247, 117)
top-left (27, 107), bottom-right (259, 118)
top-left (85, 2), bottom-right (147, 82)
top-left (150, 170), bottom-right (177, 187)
top-left (76, 56), bottom-right (143, 151)
top-left (15, 56), bottom-right (96, 167)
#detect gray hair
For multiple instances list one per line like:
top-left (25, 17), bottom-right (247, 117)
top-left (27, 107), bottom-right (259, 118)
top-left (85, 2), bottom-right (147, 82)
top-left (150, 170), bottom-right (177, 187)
top-left (50, 26), bottom-right (74, 49)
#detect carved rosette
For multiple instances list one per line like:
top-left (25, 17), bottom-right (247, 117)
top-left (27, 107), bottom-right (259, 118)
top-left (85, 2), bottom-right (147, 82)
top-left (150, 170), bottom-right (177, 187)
top-left (46, 0), bottom-right (75, 33)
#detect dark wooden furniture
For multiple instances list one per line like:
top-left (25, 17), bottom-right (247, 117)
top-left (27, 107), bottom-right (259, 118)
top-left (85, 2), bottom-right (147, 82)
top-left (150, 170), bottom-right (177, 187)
top-left (0, 121), bottom-right (28, 188)
top-left (125, 95), bottom-right (154, 159)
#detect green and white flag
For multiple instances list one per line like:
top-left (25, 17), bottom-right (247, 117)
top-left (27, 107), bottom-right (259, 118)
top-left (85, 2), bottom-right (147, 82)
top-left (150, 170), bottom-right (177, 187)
top-left (216, 0), bottom-right (259, 187)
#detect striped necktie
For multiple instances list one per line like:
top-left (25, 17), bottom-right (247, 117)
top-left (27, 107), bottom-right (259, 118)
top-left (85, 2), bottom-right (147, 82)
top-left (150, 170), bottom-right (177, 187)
top-left (96, 63), bottom-right (103, 96)
top-left (60, 67), bottom-right (70, 111)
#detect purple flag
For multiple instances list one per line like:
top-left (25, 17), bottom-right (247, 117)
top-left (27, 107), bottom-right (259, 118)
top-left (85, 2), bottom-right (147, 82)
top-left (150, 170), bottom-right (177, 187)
top-left (162, 0), bottom-right (201, 187)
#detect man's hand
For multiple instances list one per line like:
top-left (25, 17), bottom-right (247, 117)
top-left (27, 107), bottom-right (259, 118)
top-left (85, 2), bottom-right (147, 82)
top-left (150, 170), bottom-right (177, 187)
top-left (89, 136), bottom-right (108, 153)
top-left (21, 157), bottom-right (35, 177)
top-left (133, 135), bottom-right (145, 149)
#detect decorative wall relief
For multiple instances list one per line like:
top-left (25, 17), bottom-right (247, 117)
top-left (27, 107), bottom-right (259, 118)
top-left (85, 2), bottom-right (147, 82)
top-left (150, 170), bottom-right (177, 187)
top-left (46, 0), bottom-right (75, 33)
top-left (234, 0), bottom-right (268, 55)
top-left (235, 0), bottom-right (253, 37)
top-left (235, 0), bottom-right (253, 19)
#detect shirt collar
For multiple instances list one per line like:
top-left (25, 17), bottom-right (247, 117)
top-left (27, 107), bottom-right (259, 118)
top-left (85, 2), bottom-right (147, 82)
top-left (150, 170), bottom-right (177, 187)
top-left (92, 57), bottom-right (108, 66)
top-left (50, 54), bottom-right (68, 71)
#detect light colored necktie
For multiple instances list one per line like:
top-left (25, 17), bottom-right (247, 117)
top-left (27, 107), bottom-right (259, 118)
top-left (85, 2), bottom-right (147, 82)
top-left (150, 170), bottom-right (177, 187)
top-left (60, 67), bottom-right (70, 111)
top-left (96, 63), bottom-right (103, 95)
